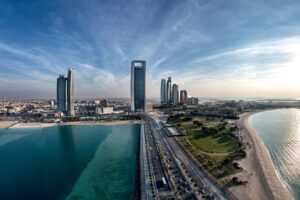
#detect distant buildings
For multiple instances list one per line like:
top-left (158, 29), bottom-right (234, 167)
top-left (130, 60), bottom-right (146, 112)
top-left (180, 90), bottom-right (187, 104)
top-left (56, 68), bottom-right (75, 116)
top-left (161, 79), bottom-right (167, 104)
top-left (187, 97), bottom-right (199, 105)
top-left (96, 106), bottom-right (114, 114)
top-left (161, 76), bottom-right (181, 107)
top-left (100, 99), bottom-right (109, 107)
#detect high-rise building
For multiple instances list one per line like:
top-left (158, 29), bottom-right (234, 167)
top-left (187, 97), bottom-right (199, 105)
top-left (167, 77), bottom-right (172, 104)
top-left (57, 75), bottom-right (67, 112)
top-left (56, 68), bottom-right (75, 116)
top-left (130, 60), bottom-right (146, 112)
top-left (172, 84), bottom-right (179, 106)
top-left (180, 90), bottom-right (187, 104)
top-left (67, 68), bottom-right (75, 117)
top-left (160, 79), bottom-right (167, 104)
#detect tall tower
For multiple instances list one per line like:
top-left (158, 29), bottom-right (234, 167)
top-left (57, 75), bottom-right (67, 112)
top-left (167, 77), bottom-right (172, 105)
top-left (172, 84), bottom-right (179, 106)
top-left (180, 90), bottom-right (187, 104)
top-left (67, 68), bottom-right (75, 117)
top-left (160, 79), bottom-right (167, 104)
top-left (130, 60), bottom-right (146, 112)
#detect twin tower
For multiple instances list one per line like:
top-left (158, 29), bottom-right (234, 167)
top-left (57, 68), bottom-right (75, 117)
top-left (161, 77), bottom-right (179, 106)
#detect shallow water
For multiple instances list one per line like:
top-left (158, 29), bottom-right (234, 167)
top-left (249, 109), bottom-right (300, 199)
top-left (0, 124), bottom-right (139, 200)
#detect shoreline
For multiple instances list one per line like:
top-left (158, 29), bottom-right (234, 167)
top-left (6, 120), bottom-right (141, 129)
top-left (233, 110), bottom-right (294, 200)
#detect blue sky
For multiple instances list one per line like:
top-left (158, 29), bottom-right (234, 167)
top-left (1, 0), bottom-right (300, 99)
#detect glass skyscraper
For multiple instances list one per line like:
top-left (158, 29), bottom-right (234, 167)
top-left (57, 75), bottom-right (67, 112)
top-left (131, 60), bottom-right (146, 112)
top-left (160, 79), bottom-right (167, 104)
top-left (167, 77), bottom-right (172, 104)
top-left (56, 68), bottom-right (75, 116)
top-left (67, 68), bottom-right (75, 117)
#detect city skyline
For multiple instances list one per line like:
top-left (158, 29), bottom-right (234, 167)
top-left (1, 0), bottom-right (300, 99)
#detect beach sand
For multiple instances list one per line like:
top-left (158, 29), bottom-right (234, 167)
top-left (0, 121), bottom-right (18, 129)
top-left (9, 120), bottom-right (141, 129)
top-left (230, 112), bottom-right (294, 200)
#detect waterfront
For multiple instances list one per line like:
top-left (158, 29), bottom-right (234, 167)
top-left (249, 109), bottom-right (300, 200)
top-left (0, 124), bottom-right (139, 200)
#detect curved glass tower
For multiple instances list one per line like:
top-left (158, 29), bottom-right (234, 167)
top-left (160, 79), bottom-right (167, 104)
top-left (167, 77), bottom-right (172, 104)
top-left (130, 60), bottom-right (146, 112)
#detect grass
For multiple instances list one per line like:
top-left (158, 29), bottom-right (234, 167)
top-left (189, 135), bottom-right (239, 153)
top-left (170, 115), bottom-right (246, 186)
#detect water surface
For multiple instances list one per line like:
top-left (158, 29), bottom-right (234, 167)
top-left (0, 124), bottom-right (139, 200)
top-left (249, 109), bottom-right (300, 199)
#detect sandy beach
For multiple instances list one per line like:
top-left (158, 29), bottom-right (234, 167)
top-left (230, 111), bottom-right (294, 200)
top-left (8, 120), bottom-right (141, 129)
top-left (0, 121), bottom-right (18, 129)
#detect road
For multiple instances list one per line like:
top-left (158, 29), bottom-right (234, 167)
top-left (147, 112), bottom-right (232, 200)
top-left (147, 116), bottom-right (198, 200)
top-left (144, 117), bottom-right (175, 200)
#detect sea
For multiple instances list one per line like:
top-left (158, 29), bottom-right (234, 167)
top-left (0, 124), bottom-right (139, 200)
top-left (249, 109), bottom-right (300, 200)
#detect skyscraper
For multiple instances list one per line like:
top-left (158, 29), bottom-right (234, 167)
top-left (167, 77), bottom-right (172, 104)
top-left (56, 68), bottom-right (75, 116)
top-left (67, 68), bottom-right (75, 117)
top-left (160, 79), bottom-right (167, 104)
top-left (172, 84), bottom-right (179, 106)
top-left (130, 60), bottom-right (146, 112)
top-left (57, 75), bottom-right (67, 112)
top-left (180, 90), bottom-right (187, 104)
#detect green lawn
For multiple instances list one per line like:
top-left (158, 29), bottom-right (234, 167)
top-left (189, 135), bottom-right (239, 153)
top-left (171, 115), bottom-right (246, 185)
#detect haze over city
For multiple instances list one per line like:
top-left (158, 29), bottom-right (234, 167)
top-left (1, 0), bottom-right (300, 99)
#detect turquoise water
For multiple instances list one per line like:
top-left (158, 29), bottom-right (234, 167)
top-left (0, 124), bottom-right (139, 200)
top-left (249, 109), bottom-right (300, 200)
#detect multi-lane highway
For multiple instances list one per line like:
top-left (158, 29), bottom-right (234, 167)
top-left (146, 112), bottom-right (233, 200)
top-left (144, 117), bottom-right (175, 200)
top-left (146, 116), bottom-right (198, 200)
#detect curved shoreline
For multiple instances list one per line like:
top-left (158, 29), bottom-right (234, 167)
top-left (241, 111), bottom-right (294, 200)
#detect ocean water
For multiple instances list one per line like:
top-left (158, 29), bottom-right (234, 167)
top-left (0, 124), bottom-right (139, 200)
top-left (249, 109), bottom-right (300, 200)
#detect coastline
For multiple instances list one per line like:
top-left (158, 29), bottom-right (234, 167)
top-left (6, 120), bottom-right (141, 129)
top-left (232, 110), bottom-right (294, 200)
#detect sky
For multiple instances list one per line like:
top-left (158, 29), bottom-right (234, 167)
top-left (1, 0), bottom-right (300, 99)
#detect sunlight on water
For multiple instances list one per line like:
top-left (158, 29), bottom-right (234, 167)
top-left (249, 109), bottom-right (300, 199)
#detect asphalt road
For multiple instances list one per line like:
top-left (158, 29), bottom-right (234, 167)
top-left (144, 118), bottom-right (175, 200)
top-left (147, 116), bottom-right (198, 200)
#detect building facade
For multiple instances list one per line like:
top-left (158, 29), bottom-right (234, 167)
top-left (180, 90), bottom-right (187, 104)
top-left (130, 60), bottom-right (146, 112)
top-left (67, 68), bottom-right (75, 117)
top-left (160, 79), bottom-right (167, 104)
top-left (172, 84), bottom-right (179, 106)
top-left (187, 97), bottom-right (199, 105)
top-left (57, 75), bottom-right (67, 112)
top-left (56, 68), bottom-right (75, 116)
top-left (167, 77), bottom-right (172, 104)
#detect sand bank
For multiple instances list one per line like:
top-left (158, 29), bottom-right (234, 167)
top-left (0, 121), bottom-right (18, 129)
top-left (231, 111), bottom-right (293, 200)
top-left (9, 120), bottom-right (140, 129)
